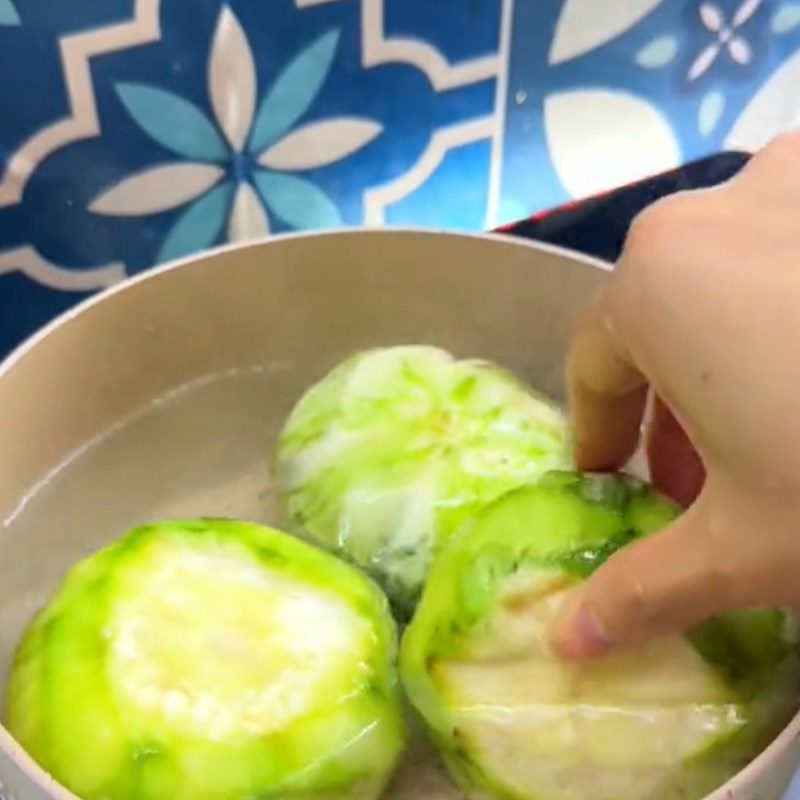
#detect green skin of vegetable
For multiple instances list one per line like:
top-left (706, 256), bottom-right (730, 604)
top-left (6, 520), bottom-right (406, 800)
top-left (276, 346), bottom-right (570, 618)
top-left (401, 472), bottom-right (800, 800)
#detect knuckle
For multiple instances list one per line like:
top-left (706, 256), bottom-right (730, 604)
top-left (737, 132), bottom-right (800, 199)
top-left (753, 131), bottom-right (800, 172)
top-left (611, 198), bottom-right (690, 329)
top-left (617, 194), bottom-right (703, 303)
top-left (616, 190), bottom-right (720, 315)
top-left (622, 194), bottom-right (687, 266)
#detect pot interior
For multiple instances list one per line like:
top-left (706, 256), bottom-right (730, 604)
top-left (0, 230), bottom-right (609, 798)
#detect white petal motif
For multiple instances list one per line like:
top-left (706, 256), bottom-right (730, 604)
top-left (227, 181), bottom-right (270, 241)
top-left (727, 36), bottom-right (752, 64)
top-left (700, 2), bottom-right (725, 31)
top-left (258, 118), bottom-right (382, 171)
top-left (733, 0), bottom-right (763, 27)
top-left (698, 90), bottom-right (726, 136)
top-left (726, 47), bottom-right (800, 150)
top-left (687, 43), bottom-right (721, 80)
top-left (209, 6), bottom-right (257, 152)
top-left (634, 35), bottom-right (679, 68)
top-left (545, 89), bottom-right (680, 199)
top-left (90, 163), bottom-right (225, 215)
top-left (771, 4), bottom-right (800, 34)
top-left (549, 0), bottom-right (666, 64)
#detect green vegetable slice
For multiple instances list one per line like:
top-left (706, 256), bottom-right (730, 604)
top-left (7, 519), bottom-right (406, 800)
top-left (276, 346), bottom-right (570, 616)
top-left (401, 472), bottom-right (799, 800)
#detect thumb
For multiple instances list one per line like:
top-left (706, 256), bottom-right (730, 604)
top-left (552, 496), bottom-right (734, 659)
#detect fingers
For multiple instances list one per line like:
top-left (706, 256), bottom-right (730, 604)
top-left (552, 497), bottom-right (731, 659)
top-left (566, 295), bottom-right (648, 471)
top-left (735, 131), bottom-right (800, 200)
top-left (554, 132), bottom-right (800, 663)
top-left (646, 398), bottom-right (706, 508)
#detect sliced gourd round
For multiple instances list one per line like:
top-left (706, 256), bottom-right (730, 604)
top-left (401, 472), bottom-right (800, 800)
top-left (276, 346), bottom-right (570, 616)
top-left (7, 520), bottom-right (406, 800)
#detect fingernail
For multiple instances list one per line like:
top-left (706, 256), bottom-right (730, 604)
top-left (555, 605), bottom-right (612, 660)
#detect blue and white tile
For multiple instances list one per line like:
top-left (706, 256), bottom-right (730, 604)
top-left (2, 0), bottom-right (800, 356)
top-left (0, 0), bottom-right (499, 356)
top-left (496, 0), bottom-right (800, 223)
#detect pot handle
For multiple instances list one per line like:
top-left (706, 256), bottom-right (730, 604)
top-left (495, 151), bottom-right (750, 264)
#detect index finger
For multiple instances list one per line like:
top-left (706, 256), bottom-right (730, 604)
top-left (566, 292), bottom-right (648, 471)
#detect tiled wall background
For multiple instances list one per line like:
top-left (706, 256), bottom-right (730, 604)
top-left (1, 0), bottom-right (799, 355)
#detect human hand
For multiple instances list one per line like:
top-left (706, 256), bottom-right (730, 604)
top-left (553, 133), bottom-right (800, 659)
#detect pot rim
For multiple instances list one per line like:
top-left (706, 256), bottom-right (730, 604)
top-left (0, 228), bottom-right (611, 382)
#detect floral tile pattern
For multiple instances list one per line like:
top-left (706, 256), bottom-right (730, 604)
top-left (497, 0), bottom-right (800, 224)
top-left (0, 0), bottom-right (799, 356)
top-left (90, 13), bottom-right (384, 261)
